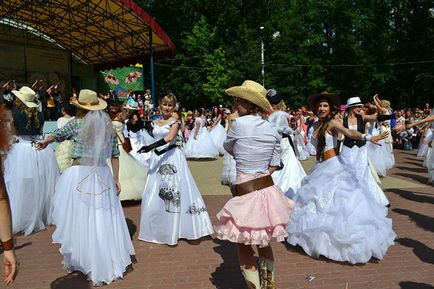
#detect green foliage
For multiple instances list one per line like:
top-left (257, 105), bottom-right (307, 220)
top-left (141, 0), bottom-right (434, 109)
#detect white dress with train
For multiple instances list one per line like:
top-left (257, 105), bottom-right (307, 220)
top-left (209, 120), bottom-right (227, 155)
top-left (5, 136), bottom-right (59, 235)
top-left (112, 121), bottom-right (148, 201)
top-left (139, 121), bottom-right (214, 245)
top-left (183, 117), bottom-right (219, 159)
top-left (367, 121), bottom-right (395, 176)
top-left (287, 132), bottom-right (396, 264)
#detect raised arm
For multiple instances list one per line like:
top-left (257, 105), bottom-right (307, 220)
top-left (329, 119), bottom-right (388, 145)
top-left (406, 115), bottom-right (434, 129)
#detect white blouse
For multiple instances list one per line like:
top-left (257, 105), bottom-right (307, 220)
top-left (223, 115), bottom-right (281, 174)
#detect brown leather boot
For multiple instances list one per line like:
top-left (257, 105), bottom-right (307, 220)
top-left (259, 258), bottom-right (268, 289)
top-left (264, 259), bottom-right (277, 289)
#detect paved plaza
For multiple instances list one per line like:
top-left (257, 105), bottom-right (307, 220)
top-left (3, 150), bottom-right (433, 289)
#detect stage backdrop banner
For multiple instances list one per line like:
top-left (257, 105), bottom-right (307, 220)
top-left (99, 66), bottom-right (144, 98)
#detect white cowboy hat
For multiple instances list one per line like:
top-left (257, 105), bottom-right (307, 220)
top-left (225, 80), bottom-right (272, 111)
top-left (124, 101), bottom-right (139, 110)
top-left (346, 96), bottom-right (363, 108)
top-left (12, 86), bottom-right (38, 108)
top-left (71, 89), bottom-right (107, 111)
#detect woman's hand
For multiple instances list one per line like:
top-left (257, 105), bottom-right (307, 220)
top-left (35, 140), bottom-right (49, 150)
top-left (3, 250), bottom-right (18, 285)
top-left (114, 180), bottom-right (121, 196)
top-left (370, 130), bottom-right (389, 145)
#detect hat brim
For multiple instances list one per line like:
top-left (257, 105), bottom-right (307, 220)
top-left (124, 105), bottom-right (139, 110)
top-left (307, 93), bottom-right (340, 111)
top-left (12, 90), bottom-right (38, 108)
top-left (226, 86), bottom-right (272, 112)
top-left (346, 102), bottom-right (363, 108)
top-left (71, 98), bottom-right (107, 111)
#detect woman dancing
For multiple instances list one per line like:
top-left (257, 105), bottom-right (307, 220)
top-left (4, 86), bottom-right (59, 236)
top-left (286, 91), bottom-right (396, 264)
top-left (138, 92), bottom-right (213, 245)
top-left (36, 89), bottom-right (135, 285)
top-left (215, 80), bottom-right (293, 289)
top-left (340, 95), bottom-right (391, 206)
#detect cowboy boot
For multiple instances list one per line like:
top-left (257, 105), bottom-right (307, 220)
top-left (259, 257), bottom-right (268, 289)
top-left (241, 266), bottom-right (260, 289)
top-left (264, 259), bottom-right (277, 289)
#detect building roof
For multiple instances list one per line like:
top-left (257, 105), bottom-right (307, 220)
top-left (0, 0), bottom-right (175, 69)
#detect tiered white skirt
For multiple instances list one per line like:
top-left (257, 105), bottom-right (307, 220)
top-left (52, 165), bottom-right (135, 285)
top-left (287, 155), bottom-right (396, 264)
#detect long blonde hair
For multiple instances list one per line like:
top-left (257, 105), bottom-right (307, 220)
top-left (0, 106), bottom-right (12, 151)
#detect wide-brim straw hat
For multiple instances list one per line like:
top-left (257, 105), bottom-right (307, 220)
top-left (225, 80), bottom-right (272, 112)
top-left (346, 96), bottom-right (363, 108)
top-left (71, 89), bottom-right (107, 111)
top-left (12, 86), bottom-right (38, 108)
top-left (307, 91), bottom-right (340, 110)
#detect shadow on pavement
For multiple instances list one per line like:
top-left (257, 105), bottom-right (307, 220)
top-left (51, 271), bottom-right (90, 289)
top-left (282, 241), bottom-right (366, 266)
top-left (125, 218), bottom-right (137, 240)
top-left (389, 189), bottom-right (434, 204)
top-left (393, 208), bottom-right (434, 233)
top-left (397, 238), bottom-right (434, 265)
top-left (210, 238), bottom-right (245, 289)
top-left (399, 281), bottom-right (434, 289)
top-left (395, 173), bottom-right (428, 185)
top-left (395, 166), bottom-right (428, 173)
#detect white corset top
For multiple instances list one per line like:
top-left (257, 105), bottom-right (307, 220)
top-left (324, 131), bottom-right (337, 152)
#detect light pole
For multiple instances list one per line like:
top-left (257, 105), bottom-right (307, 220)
top-left (260, 26), bottom-right (265, 86)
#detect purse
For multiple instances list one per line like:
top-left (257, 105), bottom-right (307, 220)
top-left (117, 133), bottom-right (132, 153)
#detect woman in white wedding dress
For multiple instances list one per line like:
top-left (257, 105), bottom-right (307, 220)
top-left (138, 93), bottom-right (213, 245)
top-left (183, 111), bottom-right (219, 159)
top-left (287, 91), bottom-right (396, 264)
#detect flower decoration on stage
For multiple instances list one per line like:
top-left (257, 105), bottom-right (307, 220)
top-left (125, 71), bottom-right (142, 83)
top-left (105, 73), bottom-right (119, 85)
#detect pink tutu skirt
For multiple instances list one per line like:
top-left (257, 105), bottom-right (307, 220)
top-left (215, 172), bottom-right (293, 247)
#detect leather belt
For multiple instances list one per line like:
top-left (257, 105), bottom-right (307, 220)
top-left (322, 148), bottom-right (337, 161)
top-left (234, 175), bottom-right (274, 197)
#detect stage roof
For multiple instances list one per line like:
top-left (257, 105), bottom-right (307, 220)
top-left (0, 0), bottom-right (175, 70)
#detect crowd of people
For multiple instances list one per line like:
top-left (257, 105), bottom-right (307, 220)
top-left (0, 78), bottom-right (433, 288)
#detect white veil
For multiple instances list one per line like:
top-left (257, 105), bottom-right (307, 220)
top-left (76, 110), bottom-right (114, 201)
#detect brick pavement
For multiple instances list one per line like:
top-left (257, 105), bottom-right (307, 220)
top-left (2, 150), bottom-right (433, 289)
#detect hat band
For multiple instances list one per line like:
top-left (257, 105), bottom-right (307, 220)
top-left (78, 100), bottom-right (100, 106)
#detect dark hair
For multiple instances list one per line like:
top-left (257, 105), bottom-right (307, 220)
top-left (62, 104), bottom-right (75, 117)
top-left (314, 98), bottom-right (339, 160)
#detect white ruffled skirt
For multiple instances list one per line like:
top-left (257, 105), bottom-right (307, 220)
top-left (52, 165), bottom-right (135, 285)
top-left (183, 127), bottom-right (219, 159)
top-left (287, 155), bottom-right (396, 264)
top-left (4, 138), bottom-right (59, 235)
top-left (209, 122), bottom-right (227, 155)
top-left (139, 148), bottom-right (213, 245)
top-left (272, 138), bottom-right (306, 199)
top-left (340, 145), bottom-right (389, 206)
top-left (221, 153), bottom-right (236, 186)
top-left (417, 129), bottom-right (431, 157)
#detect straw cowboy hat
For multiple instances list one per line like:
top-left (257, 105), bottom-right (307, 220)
top-left (12, 86), bottom-right (38, 108)
top-left (71, 89), bottom-right (107, 111)
top-left (307, 91), bottom-right (340, 110)
top-left (225, 80), bottom-right (272, 112)
top-left (345, 96), bottom-right (363, 108)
